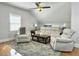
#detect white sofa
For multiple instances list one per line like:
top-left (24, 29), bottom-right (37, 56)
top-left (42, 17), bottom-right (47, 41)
top-left (50, 28), bottom-right (74, 52)
top-left (35, 27), bottom-right (60, 37)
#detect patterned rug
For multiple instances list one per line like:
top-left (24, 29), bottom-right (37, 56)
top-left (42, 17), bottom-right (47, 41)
top-left (6, 40), bottom-right (61, 56)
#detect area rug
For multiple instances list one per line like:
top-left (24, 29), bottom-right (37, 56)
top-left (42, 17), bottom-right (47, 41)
top-left (6, 40), bottom-right (61, 56)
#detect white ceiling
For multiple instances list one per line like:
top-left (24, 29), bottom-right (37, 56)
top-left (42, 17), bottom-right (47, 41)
top-left (6, 2), bottom-right (71, 25)
top-left (6, 2), bottom-right (58, 10)
top-left (7, 2), bottom-right (36, 10)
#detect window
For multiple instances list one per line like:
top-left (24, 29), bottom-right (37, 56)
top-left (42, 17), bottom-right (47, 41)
top-left (10, 14), bottom-right (21, 31)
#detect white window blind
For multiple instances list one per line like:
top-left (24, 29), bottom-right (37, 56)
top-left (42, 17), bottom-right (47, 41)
top-left (10, 14), bottom-right (21, 31)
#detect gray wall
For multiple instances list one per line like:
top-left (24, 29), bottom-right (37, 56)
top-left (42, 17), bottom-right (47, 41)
top-left (31, 2), bottom-right (71, 27)
top-left (71, 2), bottom-right (79, 45)
top-left (71, 2), bottom-right (79, 32)
top-left (0, 3), bottom-right (37, 40)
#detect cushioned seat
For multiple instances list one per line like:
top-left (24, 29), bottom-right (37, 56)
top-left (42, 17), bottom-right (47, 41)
top-left (16, 27), bottom-right (31, 43)
top-left (50, 28), bottom-right (74, 52)
top-left (56, 38), bottom-right (73, 43)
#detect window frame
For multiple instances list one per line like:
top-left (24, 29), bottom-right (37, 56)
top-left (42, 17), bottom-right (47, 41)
top-left (9, 13), bottom-right (21, 31)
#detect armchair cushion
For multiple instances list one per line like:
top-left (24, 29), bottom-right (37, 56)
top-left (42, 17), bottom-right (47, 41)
top-left (20, 27), bottom-right (26, 34)
top-left (56, 38), bottom-right (73, 43)
top-left (63, 29), bottom-right (75, 38)
top-left (61, 34), bottom-right (71, 38)
top-left (18, 35), bottom-right (28, 39)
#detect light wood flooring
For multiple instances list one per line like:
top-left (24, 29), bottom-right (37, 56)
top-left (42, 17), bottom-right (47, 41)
top-left (60, 48), bottom-right (79, 56)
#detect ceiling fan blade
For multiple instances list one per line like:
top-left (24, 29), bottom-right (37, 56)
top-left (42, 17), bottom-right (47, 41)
top-left (41, 6), bottom-right (51, 8)
top-left (30, 8), bottom-right (37, 9)
top-left (35, 3), bottom-right (39, 7)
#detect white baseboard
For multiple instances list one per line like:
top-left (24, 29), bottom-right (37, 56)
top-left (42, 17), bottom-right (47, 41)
top-left (74, 43), bottom-right (79, 48)
top-left (0, 38), bottom-right (15, 43)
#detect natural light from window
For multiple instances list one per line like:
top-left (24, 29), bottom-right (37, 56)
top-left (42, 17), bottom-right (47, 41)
top-left (10, 13), bottom-right (21, 31)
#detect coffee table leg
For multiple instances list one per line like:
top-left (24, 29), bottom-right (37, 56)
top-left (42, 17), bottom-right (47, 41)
top-left (37, 37), bottom-right (39, 42)
top-left (44, 38), bottom-right (47, 44)
top-left (44, 37), bottom-right (50, 44)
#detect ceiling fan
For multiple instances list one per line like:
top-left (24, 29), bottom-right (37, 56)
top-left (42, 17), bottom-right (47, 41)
top-left (31, 2), bottom-right (51, 12)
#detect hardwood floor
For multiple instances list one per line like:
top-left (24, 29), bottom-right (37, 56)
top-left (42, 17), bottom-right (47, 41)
top-left (60, 48), bottom-right (79, 56)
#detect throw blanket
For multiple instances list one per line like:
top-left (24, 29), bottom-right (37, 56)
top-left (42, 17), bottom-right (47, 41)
top-left (10, 49), bottom-right (21, 56)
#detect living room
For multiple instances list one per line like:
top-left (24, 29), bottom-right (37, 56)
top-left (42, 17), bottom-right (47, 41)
top-left (0, 2), bottom-right (79, 56)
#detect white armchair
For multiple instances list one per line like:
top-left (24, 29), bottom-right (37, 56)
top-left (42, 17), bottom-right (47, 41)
top-left (16, 27), bottom-right (31, 43)
top-left (50, 28), bottom-right (74, 52)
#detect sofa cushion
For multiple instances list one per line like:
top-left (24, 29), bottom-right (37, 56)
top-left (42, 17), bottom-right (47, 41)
top-left (56, 37), bottom-right (72, 43)
top-left (62, 29), bottom-right (75, 38)
top-left (61, 34), bottom-right (71, 38)
top-left (35, 31), bottom-right (40, 34)
top-left (63, 29), bottom-right (71, 34)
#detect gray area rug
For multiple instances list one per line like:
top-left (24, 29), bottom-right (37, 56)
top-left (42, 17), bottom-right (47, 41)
top-left (7, 40), bottom-right (61, 56)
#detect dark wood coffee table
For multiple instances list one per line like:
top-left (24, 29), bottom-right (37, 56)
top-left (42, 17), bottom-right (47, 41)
top-left (32, 34), bottom-right (50, 44)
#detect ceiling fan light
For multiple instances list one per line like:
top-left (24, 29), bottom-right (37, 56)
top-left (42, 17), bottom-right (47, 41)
top-left (39, 9), bottom-right (42, 12)
top-left (36, 8), bottom-right (42, 12)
